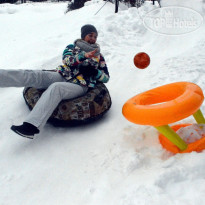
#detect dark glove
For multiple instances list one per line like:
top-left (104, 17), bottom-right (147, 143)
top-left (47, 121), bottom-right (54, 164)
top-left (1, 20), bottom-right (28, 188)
top-left (78, 64), bottom-right (98, 78)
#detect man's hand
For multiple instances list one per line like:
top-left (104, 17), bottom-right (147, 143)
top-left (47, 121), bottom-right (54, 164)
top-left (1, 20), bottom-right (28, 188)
top-left (78, 64), bottom-right (98, 78)
top-left (85, 49), bottom-right (98, 58)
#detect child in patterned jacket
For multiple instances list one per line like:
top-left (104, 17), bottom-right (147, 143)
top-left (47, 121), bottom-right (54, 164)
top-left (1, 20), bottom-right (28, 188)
top-left (0, 24), bottom-right (109, 138)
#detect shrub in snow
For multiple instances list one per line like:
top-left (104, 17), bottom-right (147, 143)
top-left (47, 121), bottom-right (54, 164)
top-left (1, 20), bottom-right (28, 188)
top-left (65, 0), bottom-right (145, 13)
top-left (65, 0), bottom-right (88, 12)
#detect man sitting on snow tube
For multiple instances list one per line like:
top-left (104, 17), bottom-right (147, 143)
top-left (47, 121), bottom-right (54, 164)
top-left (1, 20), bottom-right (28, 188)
top-left (23, 82), bottom-right (111, 127)
top-left (0, 24), bottom-right (110, 139)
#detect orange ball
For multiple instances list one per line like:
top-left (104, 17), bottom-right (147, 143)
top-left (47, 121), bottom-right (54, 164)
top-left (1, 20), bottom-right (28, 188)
top-left (134, 52), bottom-right (150, 69)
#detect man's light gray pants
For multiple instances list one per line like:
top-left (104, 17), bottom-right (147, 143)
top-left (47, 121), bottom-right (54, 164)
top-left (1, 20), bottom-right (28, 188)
top-left (0, 69), bottom-right (88, 129)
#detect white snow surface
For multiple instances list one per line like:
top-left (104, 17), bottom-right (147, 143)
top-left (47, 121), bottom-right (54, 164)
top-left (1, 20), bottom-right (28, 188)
top-left (1, 0), bottom-right (205, 204)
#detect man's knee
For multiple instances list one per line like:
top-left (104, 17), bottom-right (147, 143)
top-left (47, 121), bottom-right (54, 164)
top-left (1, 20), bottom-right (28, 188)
top-left (48, 82), bottom-right (64, 90)
top-left (48, 82), bottom-right (85, 100)
top-left (47, 82), bottom-right (67, 97)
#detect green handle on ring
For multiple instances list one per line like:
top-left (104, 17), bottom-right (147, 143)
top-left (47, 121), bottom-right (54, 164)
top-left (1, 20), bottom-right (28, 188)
top-left (193, 109), bottom-right (205, 124)
top-left (155, 125), bottom-right (188, 151)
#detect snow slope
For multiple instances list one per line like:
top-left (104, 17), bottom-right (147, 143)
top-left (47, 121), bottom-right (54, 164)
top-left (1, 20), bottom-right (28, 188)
top-left (0, 0), bottom-right (205, 204)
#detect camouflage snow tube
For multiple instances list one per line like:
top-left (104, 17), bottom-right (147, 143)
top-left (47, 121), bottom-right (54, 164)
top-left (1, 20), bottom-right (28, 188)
top-left (23, 83), bottom-right (112, 126)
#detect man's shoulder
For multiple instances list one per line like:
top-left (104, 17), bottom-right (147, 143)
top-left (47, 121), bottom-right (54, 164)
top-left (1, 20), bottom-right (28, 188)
top-left (65, 44), bottom-right (75, 49)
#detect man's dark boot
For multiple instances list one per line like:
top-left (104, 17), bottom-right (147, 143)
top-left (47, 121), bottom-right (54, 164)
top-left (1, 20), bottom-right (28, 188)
top-left (11, 122), bottom-right (39, 139)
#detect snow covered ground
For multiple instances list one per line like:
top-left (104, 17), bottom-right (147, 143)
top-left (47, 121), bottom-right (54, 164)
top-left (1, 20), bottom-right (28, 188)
top-left (0, 0), bottom-right (205, 204)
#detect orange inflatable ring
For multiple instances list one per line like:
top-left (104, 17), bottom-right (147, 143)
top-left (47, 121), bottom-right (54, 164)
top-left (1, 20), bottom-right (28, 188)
top-left (122, 82), bottom-right (204, 126)
top-left (159, 124), bottom-right (205, 153)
